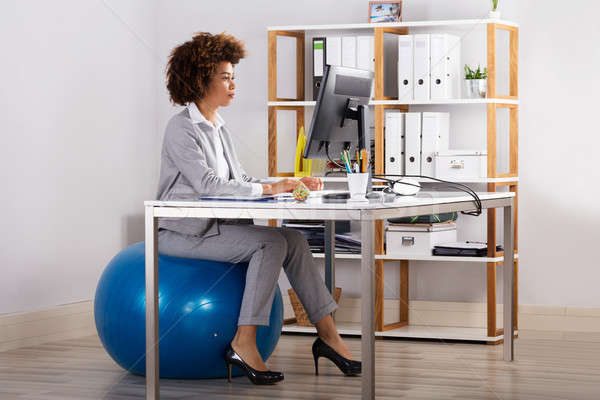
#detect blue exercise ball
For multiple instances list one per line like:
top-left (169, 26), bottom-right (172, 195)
top-left (94, 241), bottom-right (283, 379)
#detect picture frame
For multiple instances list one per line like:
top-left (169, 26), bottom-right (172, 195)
top-left (368, 1), bottom-right (402, 23)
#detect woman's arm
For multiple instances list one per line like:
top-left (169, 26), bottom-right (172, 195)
top-left (164, 119), bottom-right (255, 196)
top-left (261, 179), bottom-right (298, 194)
top-left (262, 177), bottom-right (323, 194)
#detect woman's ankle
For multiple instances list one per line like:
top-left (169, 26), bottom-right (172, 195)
top-left (232, 336), bottom-right (257, 349)
top-left (232, 325), bottom-right (258, 347)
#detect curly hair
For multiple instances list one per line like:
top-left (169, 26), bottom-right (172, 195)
top-left (166, 32), bottom-right (246, 105)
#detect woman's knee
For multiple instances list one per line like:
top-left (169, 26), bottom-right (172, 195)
top-left (280, 227), bottom-right (310, 252)
top-left (260, 230), bottom-right (288, 259)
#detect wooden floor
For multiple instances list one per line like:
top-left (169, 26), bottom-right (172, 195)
top-left (2, 331), bottom-right (600, 399)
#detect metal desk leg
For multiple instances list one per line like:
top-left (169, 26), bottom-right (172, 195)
top-left (503, 200), bottom-right (515, 361)
top-left (324, 220), bottom-right (335, 295)
top-left (145, 206), bottom-right (159, 399)
top-left (361, 218), bottom-right (375, 400)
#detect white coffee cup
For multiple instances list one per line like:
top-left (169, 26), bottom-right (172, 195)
top-left (347, 173), bottom-right (369, 202)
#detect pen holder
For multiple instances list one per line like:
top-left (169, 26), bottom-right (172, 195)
top-left (347, 173), bottom-right (369, 202)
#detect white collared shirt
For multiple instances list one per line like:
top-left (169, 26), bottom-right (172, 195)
top-left (187, 103), bottom-right (262, 195)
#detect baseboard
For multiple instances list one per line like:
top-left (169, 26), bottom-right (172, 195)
top-left (3, 297), bottom-right (599, 353)
top-left (0, 301), bottom-right (96, 352)
top-left (283, 296), bottom-right (600, 332)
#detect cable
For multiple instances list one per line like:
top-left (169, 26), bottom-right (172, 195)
top-left (325, 142), bottom-right (345, 170)
top-left (372, 174), bottom-right (483, 217)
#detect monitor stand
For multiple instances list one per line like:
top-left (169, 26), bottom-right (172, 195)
top-left (341, 99), bottom-right (373, 192)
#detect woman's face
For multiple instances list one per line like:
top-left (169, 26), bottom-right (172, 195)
top-left (204, 61), bottom-right (236, 107)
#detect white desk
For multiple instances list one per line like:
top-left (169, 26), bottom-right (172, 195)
top-left (143, 191), bottom-right (516, 400)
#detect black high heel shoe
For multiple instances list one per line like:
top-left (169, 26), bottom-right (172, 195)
top-left (224, 343), bottom-right (284, 385)
top-left (312, 337), bottom-right (361, 376)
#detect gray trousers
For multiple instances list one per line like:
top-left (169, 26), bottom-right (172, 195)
top-left (157, 223), bottom-right (338, 326)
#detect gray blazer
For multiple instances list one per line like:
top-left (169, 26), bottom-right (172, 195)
top-left (156, 107), bottom-right (271, 238)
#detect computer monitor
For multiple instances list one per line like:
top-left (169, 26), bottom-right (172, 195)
top-left (303, 65), bottom-right (374, 161)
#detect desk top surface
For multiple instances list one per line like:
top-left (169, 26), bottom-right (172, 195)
top-left (145, 191), bottom-right (514, 210)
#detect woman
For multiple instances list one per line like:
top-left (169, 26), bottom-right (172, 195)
top-left (156, 32), bottom-right (360, 385)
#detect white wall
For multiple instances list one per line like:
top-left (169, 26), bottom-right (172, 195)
top-left (0, 0), bottom-right (158, 314)
top-left (2, 0), bottom-right (599, 315)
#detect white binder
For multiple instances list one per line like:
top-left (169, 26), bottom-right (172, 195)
top-left (413, 34), bottom-right (430, 101)
top-left (385, 111), bottom-right (405, 176)
top-left (326, 36), bottom-right (342, 66)
top-left (421, 112), bottom-right (450, 177)
top-left (430, 34), bottom-right (461, 99)
top-left (356, 36), bottom-right (374, 71)
top-left (404, 112), bottom-right (422, 175)
top-left (342, 36), bottom-right (356, 68)
top-left (356, 35), bottom-right (374, 98)
top-left (397, 35), bottom-right (414, 102)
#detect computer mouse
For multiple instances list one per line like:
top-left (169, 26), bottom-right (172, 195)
top-left (392, 178), bottom-right (421, 196)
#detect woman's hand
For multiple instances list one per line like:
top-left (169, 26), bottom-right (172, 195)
top-left (262, 178), bottom-right (299, 194)
top-left (299, 177), bottom-right (323, 191)
top-left (263, 177), bottom-right (323, 194)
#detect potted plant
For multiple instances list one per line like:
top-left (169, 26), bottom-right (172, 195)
top-left (464, 64), bottom-right (488, 98)
top-left (489, 0), bottom-right (500, 19)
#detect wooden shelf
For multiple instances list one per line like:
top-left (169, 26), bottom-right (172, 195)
top-left (268, 98), bottom-right (519, 107)
top-left (267, 176), bottom-right (519, 183)
top-left (268, 18), bottom-right (519, 32)
top-left (309, 252), bottom-right (519, 263)
top-left (417, 176), bottom-right (519, 183)
top-left (376, 253), bottom-right (519, 263)
top-left (312, 253), bottom-right (362, 260)
top-left (282, 321), bottom-right (517, 342)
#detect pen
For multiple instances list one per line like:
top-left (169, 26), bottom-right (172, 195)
top-left (341, 151), bottom-right (352, 173)
top-left (345, 151), bottom-right (352, 173)
top-left (359, 149), bottom-right (363, 173)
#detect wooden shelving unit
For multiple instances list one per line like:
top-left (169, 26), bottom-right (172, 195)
top-left (268, 98), bottom-right (519, 106)
top-left (267, 19), bottom-right (519, 343)
top-left (268, 176), bottom-right (519, 183)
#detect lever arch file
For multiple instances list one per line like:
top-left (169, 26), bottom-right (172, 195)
top-left (413, 34), bottom-right (431, 101)
top-left (421, 112), bottom-right (450, 177)
top-left (397, 35), bottom-right (414, 102)
top-left (326, 36), bottom-right (341, 67)
top-left (385, 111), bottom-right (405, 176)
top-left (341, 36), bottom-right (356, 68)
top-left (405, 112), bottom-right (422, 175)
top-left (430, 34), bottom-right (461, 99)
top-left (312, 37), bottom-right (326, 100)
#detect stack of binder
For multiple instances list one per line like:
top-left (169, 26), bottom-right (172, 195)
top-left (313, 35), bottom-right (375, 99)
top-left (282, 220), bottom-right (361, 254)
top-left (384, 111), bottom-right (449, 177)
top-left (433, 242), bottom-right (504, 257)
top-left (397, 33), bottom-right (461, 101)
